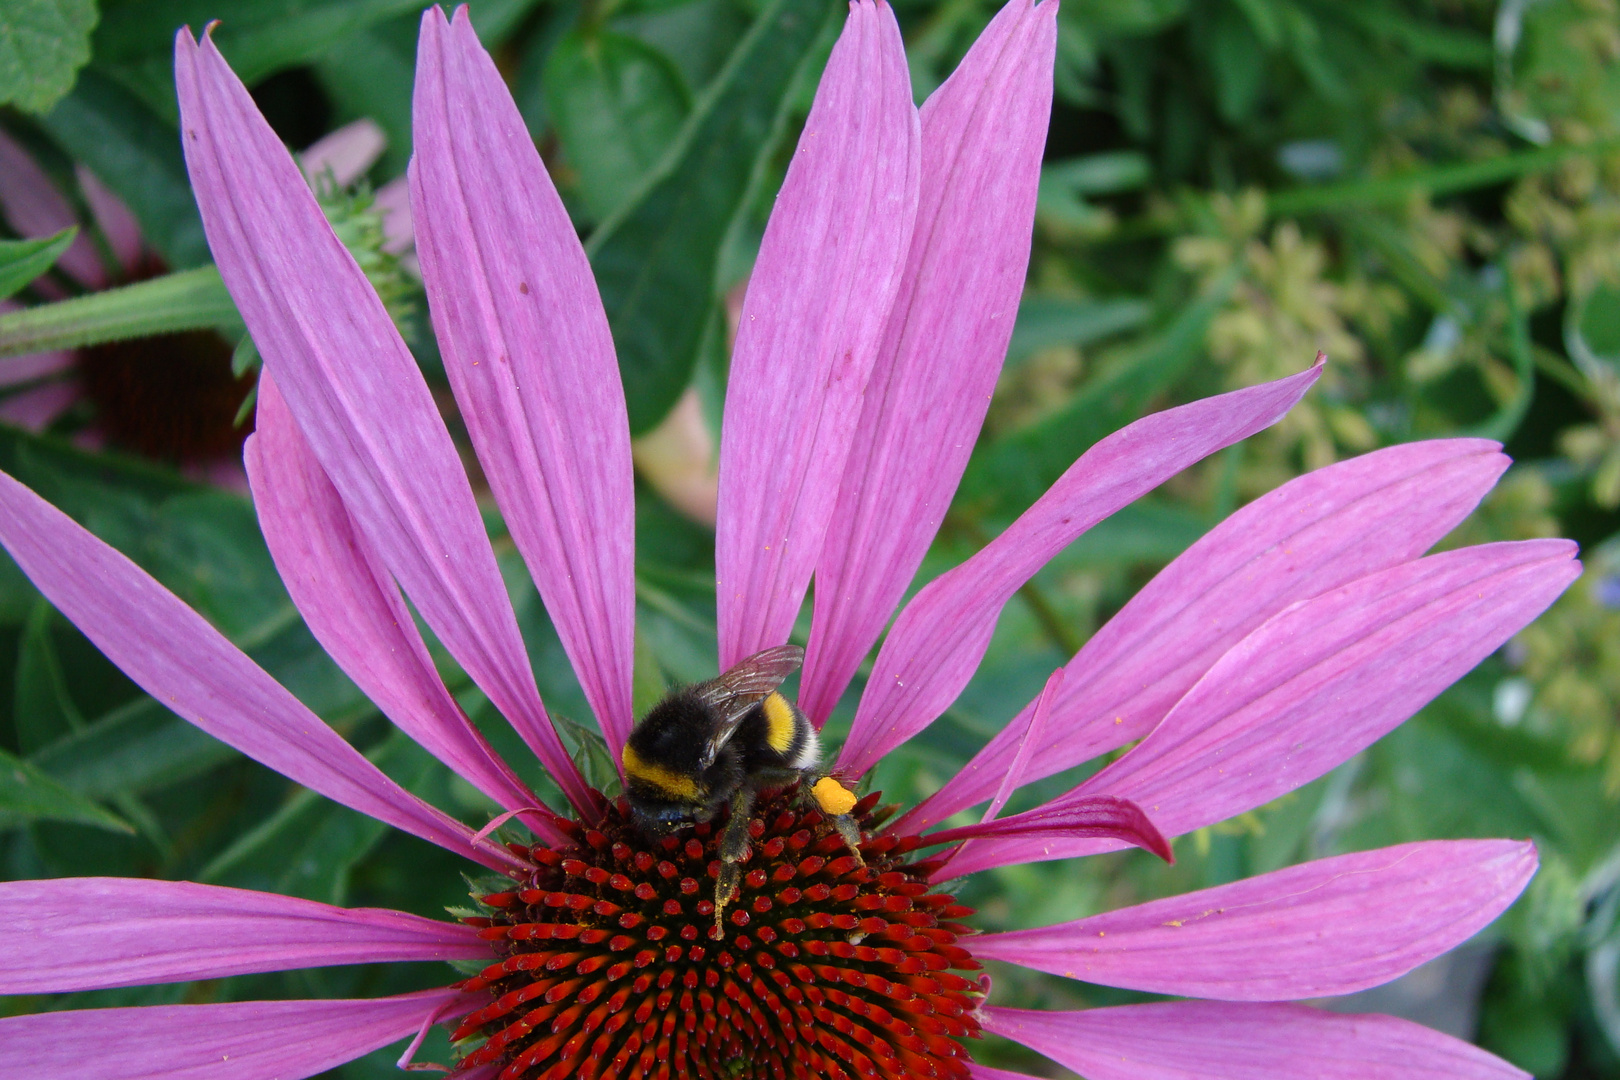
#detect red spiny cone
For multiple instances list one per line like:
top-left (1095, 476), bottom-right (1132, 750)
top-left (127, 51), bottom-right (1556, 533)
top-left (453, 786), bottom-right (983, 1080)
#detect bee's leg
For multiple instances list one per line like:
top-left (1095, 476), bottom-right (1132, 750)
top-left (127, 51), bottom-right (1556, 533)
top-left (713, 786), bottom-right (756, 935)
top-left (808, 775), bottom-right (865, 867)
top-left (831, 814), bottom-right (866, 867)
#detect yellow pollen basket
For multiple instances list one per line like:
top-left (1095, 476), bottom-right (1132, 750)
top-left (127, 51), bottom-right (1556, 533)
top-left (811, 775), bottom-right (858, 816)
top-left (621, 743), bottom-right (700, 801)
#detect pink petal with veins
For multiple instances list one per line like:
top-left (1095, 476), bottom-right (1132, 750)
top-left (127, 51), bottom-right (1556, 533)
top-left (837, 362), bottom-right (1321, 777)
top-left (715, 0), bottom-right (919, 668)
top-left (0, 877), bottom-right (487, 994)
top-left (412, 7), bottom-right (637, 757)
top-left (984, 1002), bottom-right (1528, 1079)
top-left (174, 29), bottom-right (588, 811)
top-left (975, 839), bottom-right (1535, 998)
top-left (802, 0), bottom-right (1057, 724)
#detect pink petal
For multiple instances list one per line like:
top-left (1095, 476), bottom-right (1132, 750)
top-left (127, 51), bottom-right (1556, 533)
top-left (0, 130), bottom-right (105, 289)
top-left (972, 539), bottom-right (1579, 870)
top-left (297, 118), bottom-right (387, 187)
top-left (800, 0), bottom-right (1057, 724)
top-left (714, 0), bottom-right (920, 668)
top-left (0, 877), bottom-right (488, 994)
top-left (411, 7), bottom-right (637, 758)
top-left (0, 987), bottom-right (476, 1080)
top-left (0, 379), bottom-right (77, 431)
top-left (911, 438), bottom-right (1512, 830)
top-left (982, 666), bottom-right (1061, 824)
top-left (925, 670), bottom-right (1176, 873)
top-left (374, 176), bottom-right (414, 255)
top-left (974, 839), bottom-right (1535, 999)
top-left (246, 375), bottom-right (560, 839)
top-left (927, 792), bottom-right (1172, 871)
top-left (0, 467), bottom-right (524, 875)
top-left (174, 31), bottom-right (590, 812)
top-left (76, 166), bottom-right (145, 276)
top-left (971, 1068), bottom-right (1045, 1080)
top-left (984, 1002), bottom-right (1529, 1080)
top-left (0, 323), bottom-right (74, 387)
top-left (836, 362), bottom-right (1322, 777)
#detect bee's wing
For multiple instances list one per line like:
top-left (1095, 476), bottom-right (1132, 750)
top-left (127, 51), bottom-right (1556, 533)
top-left (693, 644), bottom-right (804, 765)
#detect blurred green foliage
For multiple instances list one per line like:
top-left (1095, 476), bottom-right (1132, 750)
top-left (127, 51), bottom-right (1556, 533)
top-left (4, 0), bottom-right (1620, 1077)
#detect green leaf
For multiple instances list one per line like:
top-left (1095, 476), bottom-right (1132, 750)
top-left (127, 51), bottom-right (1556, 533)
top-left (0, 0), bottom-right (97, 113)
top-left (30, 694), bottom-right (236, 799)
top-left (92, 0), bottom-right (428, 111)
top-left (199, 728), bottom-right (436, 904)
top-left (1007, 296), bottom-right (1152, 363)
top-left (1041, 151), bottom-right (1152, 195)
top-left (0, 228), bottom-right (77, 301)
top-left (466, 0), bottom-right (547, 46)
top-left (313, 25), bottom-right (415, 179)
top-left (1269, 138), bottom-right (1620, 218)
top-left (0, 746), bottom-right (132, 834)
top-left (1339, 2), bottom-right (1492, 69)
top-left (1466, 276), bottom-right (1535, 443)
top-left (0, 265), bottom-right (238, 359)
top-left (587, 0), bottom-right (838, 433)
top-left (631, 626), bottom-right (669, 718)
top-left (546, 28), bottom-right (691, 221)
top-left (14, 599), bottom-right (87, 754)
top-left (955, 269), bottom-right (1239, 520)
top-left (38, 70), bottom-right (210, 268)
top-left (1209, 1), bottom-right (1265, 124)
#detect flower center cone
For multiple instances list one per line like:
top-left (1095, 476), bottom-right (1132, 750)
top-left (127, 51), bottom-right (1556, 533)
top-left (456, 786), bottom-right (984, 1080)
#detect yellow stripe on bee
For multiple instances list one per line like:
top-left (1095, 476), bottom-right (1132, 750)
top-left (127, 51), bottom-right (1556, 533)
top-left (812, 776), bottom-right (858, 816)
top-left (762, 692), bottom-right (797, 753)
top-left (622, 744), bottom-right (700, 800)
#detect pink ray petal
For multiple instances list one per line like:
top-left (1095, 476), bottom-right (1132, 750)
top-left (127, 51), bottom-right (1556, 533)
top-left (983, 666), bottom-right (1060, 824)
top-left (984, 1002), bottom-right (1529, 1080)
top-left (926, 667), bottom-right (1075, 880)
top-left (0, 468), bottom-right (525, 875)
top-left (0, 378), bottom-right (77, 431)
top-left (926, 791), bottom-right (1172, 872)
top-left (970, 1068), bottom-right (1045, 1080)
top-left (374, 176), bottom-right (415, 255)
top-left (801, 0), bottom-right (1057, 725)
top-left (714, 0), bottom-right (920, 668)
top-left (836, 362), bottom-right (1322, 777)
top-left (0, 877), bottom-right (489, 994)
top-left (0, 987), bottom-right (478, 1080)
top-left (411, 7), bottom-right (637, 759)
top-left (911, 438), bottom-right (1511, 830)
top-left (969, 539), bottom-right (1579, 870)
top-left (246, 375), bottom-right (561, 840)
top-left (174, 30), bottom-right (590, 813)
top-left (0, 129), bottom-right (105, 289)
top-left (0, 331), bottom-right (74, 388)
top-left (76, 166), bottom-right (145, 276)
top-left (298, 118), bottom-right (387, 187)
top-left (974, 839), bottom-right (1534, 999)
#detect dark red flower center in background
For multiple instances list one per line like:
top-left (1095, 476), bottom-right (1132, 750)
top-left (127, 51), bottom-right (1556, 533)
top-left (78, 328), bottom-right (254, 462)
top-left (456, 787), bottom-right (983, 1080)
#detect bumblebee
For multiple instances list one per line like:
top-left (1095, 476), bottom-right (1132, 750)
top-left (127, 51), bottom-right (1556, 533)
top-left (621, 644), bottom-right (862, 929)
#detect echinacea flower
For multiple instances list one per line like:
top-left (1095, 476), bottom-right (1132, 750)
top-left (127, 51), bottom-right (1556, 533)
top-left (0, 3), bottom-right (1580, 1079)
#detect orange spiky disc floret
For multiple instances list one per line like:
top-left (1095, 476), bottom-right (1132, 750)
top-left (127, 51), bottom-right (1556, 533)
top-left (453, 787), bottom-right (983, 1080)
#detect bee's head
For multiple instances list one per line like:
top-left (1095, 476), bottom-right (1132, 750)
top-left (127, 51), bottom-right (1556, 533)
top-left (621, 737), bottom-right (710, 840)
top-left (624, 795), bottom-right (708, 840)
